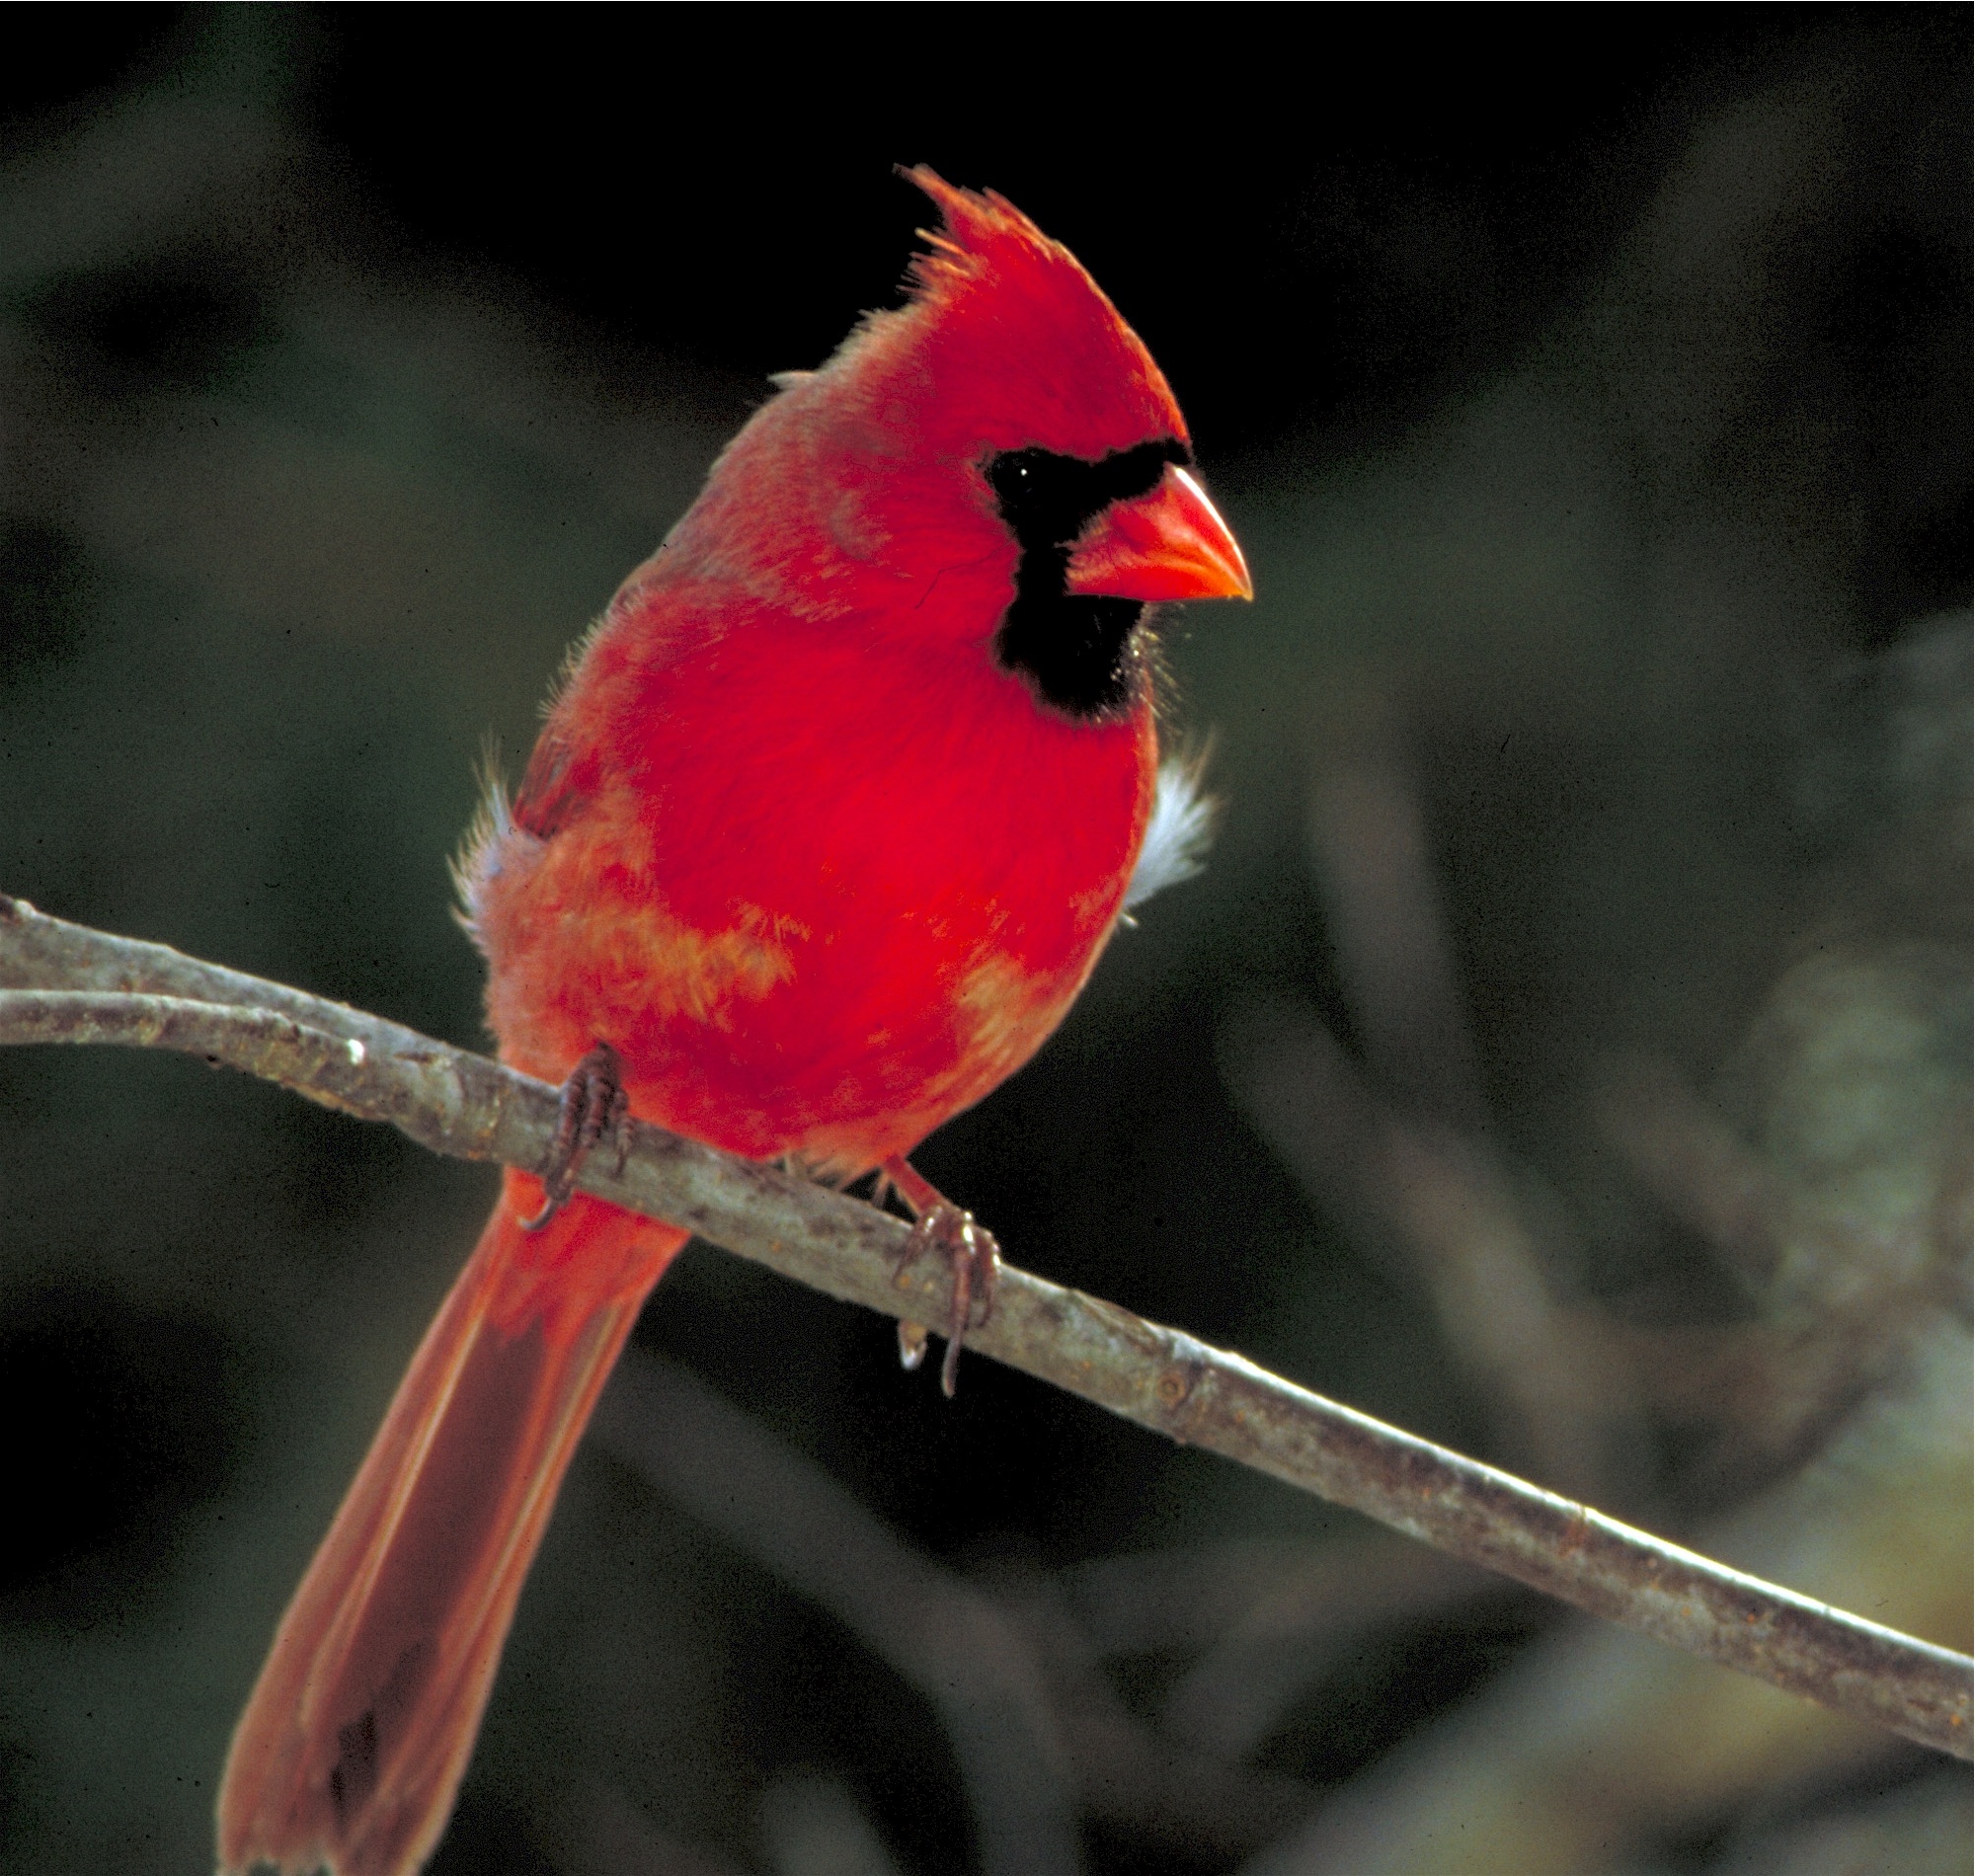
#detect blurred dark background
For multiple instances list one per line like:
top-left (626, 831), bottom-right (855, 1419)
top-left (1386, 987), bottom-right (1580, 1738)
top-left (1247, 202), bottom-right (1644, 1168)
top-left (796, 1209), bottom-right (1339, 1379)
top-left (0, 8), bottom-right (1968, 1874)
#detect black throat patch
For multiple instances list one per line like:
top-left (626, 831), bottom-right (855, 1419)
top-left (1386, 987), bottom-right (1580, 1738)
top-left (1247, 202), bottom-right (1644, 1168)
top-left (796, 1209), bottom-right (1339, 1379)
top-left (987, 437), bottom-right (1189, 720)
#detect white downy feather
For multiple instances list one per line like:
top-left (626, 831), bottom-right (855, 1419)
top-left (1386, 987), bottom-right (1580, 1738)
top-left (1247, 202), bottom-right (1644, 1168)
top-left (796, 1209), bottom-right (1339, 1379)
top-left (1122, 753), bottom-right (1216, 919)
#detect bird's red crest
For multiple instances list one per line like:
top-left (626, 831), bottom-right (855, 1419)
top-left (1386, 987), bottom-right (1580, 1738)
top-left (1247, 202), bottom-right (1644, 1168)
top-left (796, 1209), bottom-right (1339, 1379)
top-left (832, 166), bottom-right (1190, 467)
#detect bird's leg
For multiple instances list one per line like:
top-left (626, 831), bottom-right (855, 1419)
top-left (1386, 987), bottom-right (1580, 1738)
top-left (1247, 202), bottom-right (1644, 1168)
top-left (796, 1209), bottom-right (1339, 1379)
top-left (881, 1154), bottom-right (1000, 1397)
top-left (523, 1042), bottom-right (631, 1230)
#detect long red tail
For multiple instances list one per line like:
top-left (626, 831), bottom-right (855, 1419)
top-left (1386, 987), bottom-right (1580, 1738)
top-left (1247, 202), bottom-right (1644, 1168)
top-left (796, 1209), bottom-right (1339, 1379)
top-left (217, 1171), bottom-right (686, 1876)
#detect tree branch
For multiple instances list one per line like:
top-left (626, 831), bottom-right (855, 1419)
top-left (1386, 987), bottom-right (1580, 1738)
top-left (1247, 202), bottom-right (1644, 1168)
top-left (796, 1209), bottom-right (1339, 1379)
top-left (0, 893), bottom-right (1967, 1762)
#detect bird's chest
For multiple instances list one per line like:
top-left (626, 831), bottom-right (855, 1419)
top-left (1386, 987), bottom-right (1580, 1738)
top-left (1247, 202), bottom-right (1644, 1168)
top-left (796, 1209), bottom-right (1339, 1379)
top-left (488, 631), bottom-right (1155, 1168)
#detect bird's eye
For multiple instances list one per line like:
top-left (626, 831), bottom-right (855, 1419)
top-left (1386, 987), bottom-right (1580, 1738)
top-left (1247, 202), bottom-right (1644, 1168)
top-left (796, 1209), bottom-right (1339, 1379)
top-left (984, 440), bottom-right (1190, 550)
top-left (987, 448), bottom-right (1052, 511)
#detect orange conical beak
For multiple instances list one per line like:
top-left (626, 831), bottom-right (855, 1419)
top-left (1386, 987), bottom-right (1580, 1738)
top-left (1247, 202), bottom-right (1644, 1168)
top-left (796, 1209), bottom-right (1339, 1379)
top-left (1064, 463), bottom-right (1253, 604)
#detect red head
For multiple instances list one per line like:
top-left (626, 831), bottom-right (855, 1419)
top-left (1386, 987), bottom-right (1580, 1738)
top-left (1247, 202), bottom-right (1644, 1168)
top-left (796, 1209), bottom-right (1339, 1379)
top-left (869, 169), bottom-right (1190, 469)
top-left (657, 169), bottom-right (1249, 719)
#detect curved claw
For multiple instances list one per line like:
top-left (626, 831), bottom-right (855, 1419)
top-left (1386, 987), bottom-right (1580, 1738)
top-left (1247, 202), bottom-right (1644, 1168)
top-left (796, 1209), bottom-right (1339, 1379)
top-left (897, 1319), bottom-right (931, 1372)
top-left (882, 1156), bottom-right (1001, 1397)
top-left (524, 1042), bottom-right (630, 1231)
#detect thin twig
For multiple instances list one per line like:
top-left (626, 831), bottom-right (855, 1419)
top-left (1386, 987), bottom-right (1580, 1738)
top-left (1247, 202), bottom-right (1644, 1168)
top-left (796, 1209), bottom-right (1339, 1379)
top-left (0, 895), bottom-right (1968, 1762)
top-left (1063, 1536), bottom-right (1472, 1659)
top-left (978, 1567), bottom-right (1312, 1858)
top-left (595, 1352), bottom-right (1080, 1876)
top-left (1225, 1000), bottom-right (1620, 1499)
top-left (1154, 1541), bottom-right (1489, 1761)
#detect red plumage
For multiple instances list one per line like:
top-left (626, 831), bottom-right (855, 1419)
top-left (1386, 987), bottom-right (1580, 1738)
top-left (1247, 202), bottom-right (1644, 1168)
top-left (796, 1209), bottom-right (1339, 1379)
top-left (218, 169), bottom-right (1248, 1876)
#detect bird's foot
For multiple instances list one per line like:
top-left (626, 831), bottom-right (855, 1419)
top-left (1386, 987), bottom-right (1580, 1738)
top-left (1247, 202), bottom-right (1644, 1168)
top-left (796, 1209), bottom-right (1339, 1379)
top-left (524, 1042), bottom-right (631, 1230)
top-left (882, 1154), bottom-right (1000, 1397)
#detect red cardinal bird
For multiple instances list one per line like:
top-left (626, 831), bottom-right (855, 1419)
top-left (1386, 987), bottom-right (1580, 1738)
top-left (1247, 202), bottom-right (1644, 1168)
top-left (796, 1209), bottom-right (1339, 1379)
top-left (216, 169), bottom-right (1249, 1876)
